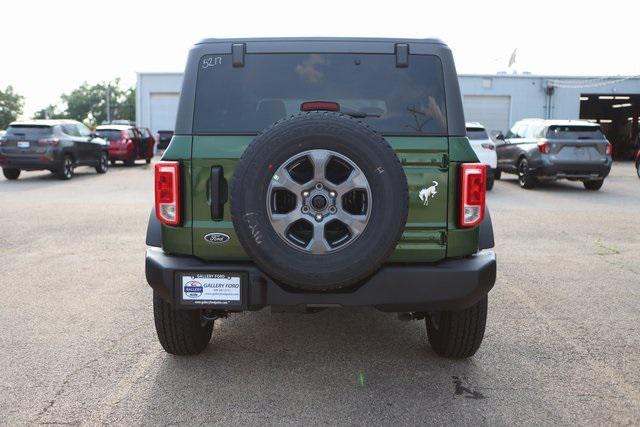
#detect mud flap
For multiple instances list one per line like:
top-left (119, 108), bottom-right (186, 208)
top-left (478, 206), bottom-right (494, 250)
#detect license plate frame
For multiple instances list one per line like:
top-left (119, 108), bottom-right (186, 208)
top-left (17, 141), bottom-right (30, 149)
top-left (177, 271), bottom-right (247, 309)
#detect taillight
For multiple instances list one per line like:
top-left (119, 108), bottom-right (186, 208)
top-left (37, 138), bottom-right (60, 146)
top-left (537, 139), bottom-right (551, 154)
top-left (155, 161), bottom-right (181, 226)
top-left (606, 142), bottom-right (613, 156)
top-left (459, 163), bottom-right (486, 228)
top-left (301, 101), bottom-right (340, 112)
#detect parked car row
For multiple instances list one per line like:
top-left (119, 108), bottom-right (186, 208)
top-left (0, 119), bottom-right (165, 180)
top-left (467, 119), bottom-right (615, 191)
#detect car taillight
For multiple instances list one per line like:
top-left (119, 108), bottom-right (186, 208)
top-left (37, 138), bottom-right (60, 146)
top-left (606, 142), bottom-right (613, 155)
top-left (155, 161), bottom-right (181, 226)
top-left (481, 143), bottom-right (495, 150)
top-left (459, 163), bottom-right (486, 228)
top-left (301, 101), bottom-right (340, 112)
top-left (537, 139), bottom-right (551, 154)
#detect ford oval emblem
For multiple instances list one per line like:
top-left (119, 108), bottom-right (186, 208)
top-left (204, 233), bottom-right (230, 244)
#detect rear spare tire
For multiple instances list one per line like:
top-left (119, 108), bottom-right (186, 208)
top-left (231, 112), bottom-right (409, 291)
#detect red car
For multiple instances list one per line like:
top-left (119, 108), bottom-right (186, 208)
top-left (95, 124), bottom-right (155, 165)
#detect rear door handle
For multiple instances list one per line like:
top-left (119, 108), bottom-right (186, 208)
top-left (210, 166), bottom-right (224, 220)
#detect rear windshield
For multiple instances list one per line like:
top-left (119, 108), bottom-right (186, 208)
top-left (193, 53), bottom-right (447, 135)
top-left (466, 128), bottom-right (488, 140)
top-left (96, 129), bottom-right (124, 141)
top-left (546, 125), bottom-right (605, 140)
top-left (5, 125), bottom-right (53, 137)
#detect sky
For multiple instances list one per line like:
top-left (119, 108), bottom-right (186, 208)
top-left (2, 0), bottom-right (639, 117)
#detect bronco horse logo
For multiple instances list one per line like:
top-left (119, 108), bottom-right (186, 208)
top-left (418, 181), bottom-right (439, 206)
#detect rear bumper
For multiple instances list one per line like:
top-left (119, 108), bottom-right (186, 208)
top-left (107, 146), bottom-right (134, 160)
top-left (145, 248), bottom-right (497, 312)
top-left (532, 159), bottom-right (612, 180)
top-left (0, 155), bottom-right (58, 170)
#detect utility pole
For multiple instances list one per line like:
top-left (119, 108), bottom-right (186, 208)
top-left (106, 83), bottom-right (112, 124)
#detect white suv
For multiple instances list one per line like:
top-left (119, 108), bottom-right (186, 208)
top-left (466, 122), bottom-right (497, 190)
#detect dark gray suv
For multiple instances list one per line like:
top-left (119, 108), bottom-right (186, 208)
top-left (495, 119), bottom-right (612, 190)
top-left (0, 120), bottom-right (109, 180)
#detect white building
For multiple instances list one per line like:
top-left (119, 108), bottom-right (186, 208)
top-left (137, 72), bottom-right (640, 158)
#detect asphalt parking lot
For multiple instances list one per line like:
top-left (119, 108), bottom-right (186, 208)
top-left (0, 162), bottom-right (639, 425)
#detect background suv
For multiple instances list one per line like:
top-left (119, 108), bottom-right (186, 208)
top-left (0, 120), bottom-right (109, 180)
top-left (95, 123), bottom-right (155, 166)
top-left (496, 119), bottom-right (613, 190)
top-left (466, 122), bottom-right (497, 190)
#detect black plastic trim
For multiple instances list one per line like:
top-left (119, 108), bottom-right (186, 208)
top-left (145, 208), bottom-right (162, 247)
top-left (145, 248), bottom-right (496, 312)
top-left (232, 43), bottom-right (245, 67)
top-left (395, 43), bottom-right (409, 67)
top-left (478, 206), bottom-right (494, 250)
top-left (210, 166), bottom-right (224, 220)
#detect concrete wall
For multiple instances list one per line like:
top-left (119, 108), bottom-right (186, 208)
top-left (459, 74), bottom-right (640, 130)
top-left (136, 73), bottom-right (183, 132)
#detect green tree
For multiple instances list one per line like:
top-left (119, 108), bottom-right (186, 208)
top-left (33, 104), bottom-right (67, 120)
top-left (0, 86), bottom-right (24, 129)
top-left (60, 79), bottom-right (135, 127)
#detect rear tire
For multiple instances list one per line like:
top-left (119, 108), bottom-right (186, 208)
top-left (153, 293), bottom-right (213, 355)
top-left (486, 172), bottom-right (495, 191)
top-left (426, 296), bottom-right (488, 359)
top-left (635, 161), bottom-right (640, 179)
top-left (583, 179), bottom-right (604, 191)
top-left (2, 168), bottom-right (20, 180)
top-left (517, 158), bottom-right (537, 189)
top-left (56, 155), bottom-right (74, 180)
top-left (95, 152), bottom-right (109, 174)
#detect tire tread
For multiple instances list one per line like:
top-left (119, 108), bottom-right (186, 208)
top-left (153, 293), bottom-right (213, 355)
top-left (426, 296), bottom-right (487, 359)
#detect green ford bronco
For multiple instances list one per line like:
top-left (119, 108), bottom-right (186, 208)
top-left (146, 38), bottom-right (496, 359)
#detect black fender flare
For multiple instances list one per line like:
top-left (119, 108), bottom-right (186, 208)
top-left (478, 206), bottom-right (494, 250)
top-left (146, 208), bottom-right (162, 247)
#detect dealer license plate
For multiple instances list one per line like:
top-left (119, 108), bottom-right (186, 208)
top-left (180, 273), bottom-right (242, 306)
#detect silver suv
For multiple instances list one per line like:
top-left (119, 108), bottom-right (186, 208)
top-left (495, 119), bottom-right (612, 190)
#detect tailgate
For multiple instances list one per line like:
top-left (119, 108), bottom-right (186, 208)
top-left (1, 127), bottom-right (52, 158)
top-left (191, 136), bottom-right (448, 263)
top-left (551, 139), bottom-right (608, 163)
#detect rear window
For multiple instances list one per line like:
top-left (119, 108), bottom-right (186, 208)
top-left (546, 125), bottom-right (605, 140)
top-left (193, 53), bottom-right (447, 135)
top-left (466, 128), bottom-right (488, 140)
top-left (96, 129), bottom-right (124, 141)
top-left (5, 125), bottom-right (52, 137)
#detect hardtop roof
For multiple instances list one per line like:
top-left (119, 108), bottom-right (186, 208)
top-left (195, 37), bottom-right (446, 46)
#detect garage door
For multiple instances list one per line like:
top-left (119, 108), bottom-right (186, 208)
top-left (150, 93), bottom-right (179, 134)
top-left (463, 95), bottom-right (511, 136)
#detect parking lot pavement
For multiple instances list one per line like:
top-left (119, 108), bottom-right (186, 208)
top-left (0, 161), bottom-right (638, 425)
